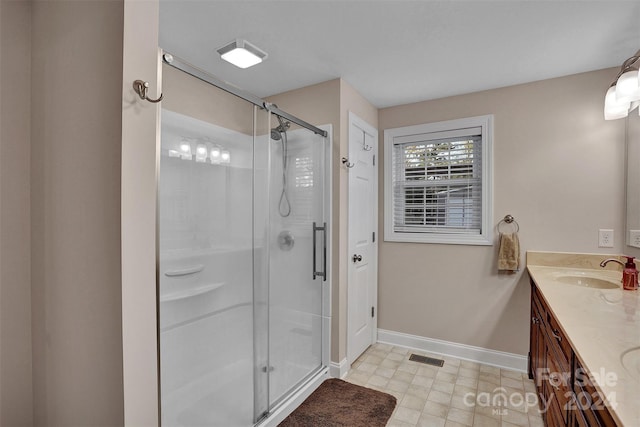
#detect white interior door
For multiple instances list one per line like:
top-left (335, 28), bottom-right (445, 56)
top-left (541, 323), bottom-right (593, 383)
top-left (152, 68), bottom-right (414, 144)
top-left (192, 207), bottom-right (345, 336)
top-left (347, 112), bottom-right (378, 364)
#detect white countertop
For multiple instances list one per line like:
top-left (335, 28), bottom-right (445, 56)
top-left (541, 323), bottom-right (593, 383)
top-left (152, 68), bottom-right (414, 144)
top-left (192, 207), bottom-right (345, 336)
top-left (527, 251), bottom-right (640, 426)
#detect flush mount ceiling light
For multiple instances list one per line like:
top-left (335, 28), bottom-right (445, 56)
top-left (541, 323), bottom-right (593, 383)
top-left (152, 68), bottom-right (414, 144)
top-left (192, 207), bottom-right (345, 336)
top-left (217, 39), bottom-right (268, 69)
top-left (604, 49), bottom-right (640, 120)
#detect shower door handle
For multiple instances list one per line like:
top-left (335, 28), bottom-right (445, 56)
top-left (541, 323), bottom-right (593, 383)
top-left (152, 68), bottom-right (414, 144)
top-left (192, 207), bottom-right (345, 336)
top-left (312, 222), bottom-right (327, 281)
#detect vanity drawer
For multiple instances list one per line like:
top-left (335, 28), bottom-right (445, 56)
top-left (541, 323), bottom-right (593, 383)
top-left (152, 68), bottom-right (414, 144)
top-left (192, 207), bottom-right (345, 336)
top-left (546, 308), bottom-right (571, 365)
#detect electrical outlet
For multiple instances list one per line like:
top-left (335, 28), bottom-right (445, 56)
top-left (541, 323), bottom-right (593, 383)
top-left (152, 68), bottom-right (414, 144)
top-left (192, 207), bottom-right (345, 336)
top-left (599, 229), bottom-right (614, 248)
top-left (630, 230), bottom-right (640, 248)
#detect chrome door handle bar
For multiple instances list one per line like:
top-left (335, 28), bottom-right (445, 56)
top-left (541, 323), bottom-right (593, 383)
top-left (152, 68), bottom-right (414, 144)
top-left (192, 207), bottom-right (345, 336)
top-left (313, 222), bottom-right (327, 281)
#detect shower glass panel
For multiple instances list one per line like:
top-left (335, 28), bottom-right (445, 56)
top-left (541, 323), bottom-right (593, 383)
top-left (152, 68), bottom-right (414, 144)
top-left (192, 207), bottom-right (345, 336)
top-left (158, 63), bottom-right (327, 426)
top-left (266, 122), bottom-right (325, 407)
top-left (158, 64), bottom-right (258, 426)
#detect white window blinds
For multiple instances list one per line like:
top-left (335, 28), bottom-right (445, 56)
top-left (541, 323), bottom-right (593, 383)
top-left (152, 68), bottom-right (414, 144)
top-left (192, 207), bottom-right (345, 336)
top-left (384, 115), bottom-right (493, 245)
top-left (392, 128), bottom-right (482, 234)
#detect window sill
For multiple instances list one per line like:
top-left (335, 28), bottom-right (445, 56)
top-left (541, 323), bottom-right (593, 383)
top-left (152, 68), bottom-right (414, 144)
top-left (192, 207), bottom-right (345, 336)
top-left (383, 232), bottom-right (493, 246)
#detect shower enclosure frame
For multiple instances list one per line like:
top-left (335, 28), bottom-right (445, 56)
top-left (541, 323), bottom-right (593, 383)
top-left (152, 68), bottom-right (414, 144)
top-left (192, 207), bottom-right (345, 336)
top-left (156, 50), bottom-right (333, 427)
top-left (161, 53), bottom-right (328, 139)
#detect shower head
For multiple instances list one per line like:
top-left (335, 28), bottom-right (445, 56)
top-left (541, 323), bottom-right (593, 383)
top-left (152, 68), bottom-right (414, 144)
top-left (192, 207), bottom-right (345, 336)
top-left (271, 129), bottom-right (282, 140)
top-left (270, 116), bottom-right (290, 140)
top-left (272, 114), bottom-right (292, 217)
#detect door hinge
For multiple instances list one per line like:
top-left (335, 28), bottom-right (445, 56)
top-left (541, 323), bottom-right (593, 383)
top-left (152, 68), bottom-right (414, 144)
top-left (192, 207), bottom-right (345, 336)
top-left (371, 306), bottom-right (375, 318)
top-left (372, 231), bottom-right (375, 243)
top-left (373, 155), bottom-right (376, 166)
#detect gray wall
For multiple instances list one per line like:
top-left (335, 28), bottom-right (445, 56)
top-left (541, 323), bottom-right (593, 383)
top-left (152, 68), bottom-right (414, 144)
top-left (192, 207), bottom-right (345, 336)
top-left (30, 0), bottom-right (124, 424)
top-left (378, 68), bottom-right (625, 356)
top-left (0, 0), bottom-right (33, 424)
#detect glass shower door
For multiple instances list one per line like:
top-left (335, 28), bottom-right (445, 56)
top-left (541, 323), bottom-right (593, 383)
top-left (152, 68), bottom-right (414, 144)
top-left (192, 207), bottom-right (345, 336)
top-left (266, 121), bottom-right (327, 408)
top-left (158, 64), bottom-right (258, 427)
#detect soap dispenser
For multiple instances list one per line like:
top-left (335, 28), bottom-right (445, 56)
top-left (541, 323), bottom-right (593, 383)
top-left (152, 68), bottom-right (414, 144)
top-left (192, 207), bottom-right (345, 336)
top-left (622, 256), bottom-right (639, 291)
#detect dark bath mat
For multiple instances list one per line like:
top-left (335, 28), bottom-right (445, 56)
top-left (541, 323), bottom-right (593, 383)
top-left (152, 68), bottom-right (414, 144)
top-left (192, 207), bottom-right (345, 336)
top-left (278, 378), bottom-right (397, 427)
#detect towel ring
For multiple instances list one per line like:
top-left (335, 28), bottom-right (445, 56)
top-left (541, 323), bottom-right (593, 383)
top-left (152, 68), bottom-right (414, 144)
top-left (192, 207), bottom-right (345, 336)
top-left (498, 214), bottom-right (519, 233)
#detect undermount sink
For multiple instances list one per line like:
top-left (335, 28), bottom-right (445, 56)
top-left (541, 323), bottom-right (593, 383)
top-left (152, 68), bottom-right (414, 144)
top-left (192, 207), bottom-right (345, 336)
top-left (554, 274), bottom-right (619, 289)
top-left (621, 347), bottom-right (640, 380)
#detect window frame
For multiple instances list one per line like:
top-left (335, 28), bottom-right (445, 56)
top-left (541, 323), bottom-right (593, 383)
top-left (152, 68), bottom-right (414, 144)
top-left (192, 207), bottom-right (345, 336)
top-left (383, 115), bottom-right (493, 245)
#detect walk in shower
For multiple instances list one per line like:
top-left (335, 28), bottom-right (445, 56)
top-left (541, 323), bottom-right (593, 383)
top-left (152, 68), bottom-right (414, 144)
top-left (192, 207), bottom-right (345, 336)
top-left (157, 55), bottom-right (331, 426)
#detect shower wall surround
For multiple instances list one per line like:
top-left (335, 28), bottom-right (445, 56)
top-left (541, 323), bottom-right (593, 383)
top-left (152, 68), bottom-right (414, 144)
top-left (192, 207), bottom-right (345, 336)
top-left (159, 110), bottom-right (255, 426)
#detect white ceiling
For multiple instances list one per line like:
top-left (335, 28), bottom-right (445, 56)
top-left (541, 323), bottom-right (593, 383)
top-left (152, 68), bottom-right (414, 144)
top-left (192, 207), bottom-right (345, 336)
top-left (159, 0), bottom-right (640, 108)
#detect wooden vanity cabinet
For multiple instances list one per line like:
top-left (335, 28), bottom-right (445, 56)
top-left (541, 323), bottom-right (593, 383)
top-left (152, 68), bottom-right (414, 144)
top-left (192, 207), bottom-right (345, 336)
top-left (529, 280), bottom-right (617, 426)
top-left (529, 283), bottom-right (570, 425)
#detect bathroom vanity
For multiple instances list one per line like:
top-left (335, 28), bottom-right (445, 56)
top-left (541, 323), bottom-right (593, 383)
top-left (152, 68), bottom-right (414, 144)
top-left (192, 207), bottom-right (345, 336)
top-left (527, 252), bottom-right (640, 426)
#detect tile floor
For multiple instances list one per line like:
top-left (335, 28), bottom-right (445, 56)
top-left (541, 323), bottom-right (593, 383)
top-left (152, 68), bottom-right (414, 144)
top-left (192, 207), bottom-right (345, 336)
top-left (344, 343), bottom-right (545, 427)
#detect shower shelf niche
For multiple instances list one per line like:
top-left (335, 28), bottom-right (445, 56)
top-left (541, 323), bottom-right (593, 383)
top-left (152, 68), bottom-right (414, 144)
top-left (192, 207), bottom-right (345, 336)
top-left (160, 282), bottom-right (225, 303)
top-left (165, 264), bottom-right (205, 277)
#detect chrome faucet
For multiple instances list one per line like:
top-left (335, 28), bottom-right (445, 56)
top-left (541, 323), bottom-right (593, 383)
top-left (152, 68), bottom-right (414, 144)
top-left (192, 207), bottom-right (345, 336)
top-left (600, 258), bottom-right (624, 268)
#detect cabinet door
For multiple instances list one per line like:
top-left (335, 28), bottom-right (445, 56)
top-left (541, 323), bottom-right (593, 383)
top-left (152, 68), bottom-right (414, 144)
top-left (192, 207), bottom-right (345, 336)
top-left (529, 293), bottom-right (537, 377)
top-left (530, 302), bottom-right (545, 395)
top-left (530, 282), bottom-right (548, 404)
top-left (535, 316), bottom-right (546, 397)
top-left (546, 345), bottom-right (571, 425)
top-left (546, 393), bottom-right (566, 427)
top-left (573, 359), bottom-right (617, 427)
top-left (530, 286), bottom-right (539, 374)
top-left (572, 402), bottom-right (588, 427)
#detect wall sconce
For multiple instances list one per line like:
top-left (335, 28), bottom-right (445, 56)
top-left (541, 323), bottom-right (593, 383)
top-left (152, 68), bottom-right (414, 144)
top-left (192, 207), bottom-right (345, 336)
top-left (605, 49), bottom-right (640, 120)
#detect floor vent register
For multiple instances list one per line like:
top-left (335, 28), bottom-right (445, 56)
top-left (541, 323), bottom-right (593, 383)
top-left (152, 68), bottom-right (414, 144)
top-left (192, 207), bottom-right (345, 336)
top-left (408, 353), bottom-right (445, 367)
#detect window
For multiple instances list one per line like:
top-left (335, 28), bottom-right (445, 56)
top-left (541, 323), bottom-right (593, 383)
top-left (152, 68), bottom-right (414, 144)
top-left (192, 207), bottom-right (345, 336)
top-left (384, 115), bottom-right (493, 245)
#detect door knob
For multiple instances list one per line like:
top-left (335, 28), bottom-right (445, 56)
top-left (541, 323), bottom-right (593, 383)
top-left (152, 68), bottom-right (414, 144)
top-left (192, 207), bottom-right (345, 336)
top-left (352, 254), bottom-right (362, 263)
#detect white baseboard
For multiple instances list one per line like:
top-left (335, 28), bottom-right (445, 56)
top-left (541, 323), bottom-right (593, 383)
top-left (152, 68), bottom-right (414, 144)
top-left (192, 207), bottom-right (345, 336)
top-left (377, 329), bottom-right (528, 372)
top-left (329, 358), bottom-right (349, 379)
